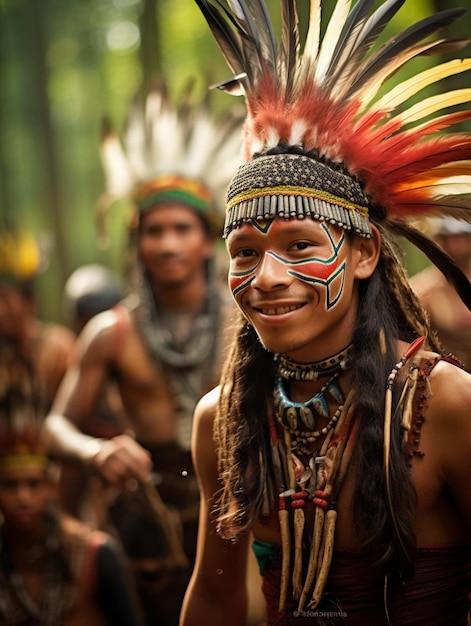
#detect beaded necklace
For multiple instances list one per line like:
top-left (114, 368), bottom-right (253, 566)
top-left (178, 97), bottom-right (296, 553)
top-left (277, 344), bottom-right (352, 382)
top-left (274, 373), bottom-right (345, 454)
top-left (0, 537), bottom-right (64, 626)
top-left (270, 347), bottom-right (358, 612)
top-left (269, 390), bottom-right (357, 613)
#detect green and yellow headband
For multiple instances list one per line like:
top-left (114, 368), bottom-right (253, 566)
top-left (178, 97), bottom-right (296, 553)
top-left (134, 175), bottom-right (218, 231)
top-left (224, 153), bottom-right (371, 239)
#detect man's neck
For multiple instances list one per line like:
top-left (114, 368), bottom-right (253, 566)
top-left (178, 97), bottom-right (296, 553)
top-left (150, 273), bottom-right (208, 313)
top-left (3, 520), bottom-right (48, 567)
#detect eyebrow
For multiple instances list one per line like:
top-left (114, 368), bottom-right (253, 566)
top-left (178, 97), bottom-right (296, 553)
top-left (228, 222), bottom-right (322, 242)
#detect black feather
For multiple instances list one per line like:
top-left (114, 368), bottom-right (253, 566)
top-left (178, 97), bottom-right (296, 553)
top-left (194, 0), bottom-right (247, 78)
top-left (327, 0), bottom-right (406, 93)
top-left (347, 8), bottom-right (466, 98)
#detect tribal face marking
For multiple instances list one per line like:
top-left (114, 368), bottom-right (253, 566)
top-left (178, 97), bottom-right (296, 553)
top-left (229, 220), bottom-right (347, 310)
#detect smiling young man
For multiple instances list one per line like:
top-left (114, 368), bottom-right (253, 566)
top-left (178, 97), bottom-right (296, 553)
top-left (43, 83), bottom-right (242, 626)
top-left (180, 1), bottom-right (471, 625)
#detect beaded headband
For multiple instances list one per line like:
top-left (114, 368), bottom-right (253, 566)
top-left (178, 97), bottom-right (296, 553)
top-left (194, 0), bottom-right (471, 307)
top-left (224, 153), bottom-right (371, 238)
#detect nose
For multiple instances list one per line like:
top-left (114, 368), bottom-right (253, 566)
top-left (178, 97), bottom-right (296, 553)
top-left (16, 484), bottom-right (33, 506)
top-left (251, 252), bottom-right (290, 291)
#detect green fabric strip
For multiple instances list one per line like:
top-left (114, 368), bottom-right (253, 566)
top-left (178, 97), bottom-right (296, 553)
top-left (138, 189), bottom-right (210, 215)
top-left (252, 539), bottom-right (278, 576)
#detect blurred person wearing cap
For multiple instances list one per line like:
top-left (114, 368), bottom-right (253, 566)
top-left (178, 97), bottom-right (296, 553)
top-left (0, 229), bottom-right (75, 410)
top-left (63, 264), bottom-right (123, 335)
top-left (0, 356), bottom-right (143, 626)
top-left (60, 264), bottom-right (129, 522)
top-left (410, 218), bottom-right (471, 371)
top-left (43, 82), bottom-right (243, 626)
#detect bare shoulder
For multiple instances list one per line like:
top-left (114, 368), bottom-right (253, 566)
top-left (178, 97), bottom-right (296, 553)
top-left (39, 322), bottom-right (75, 370)
top-left (419, 354), bottom-right (471, 467)
top-left (192, 386), bottom-right (222, 496)
top-left (419, 355), bottom-right (471, 528)
top-left (425, 356), bottom-right (471, 420)
top-left (194, 386), bottom-right (221, 423)
top-left (192, 386), bottom-right (221, 452)
top-left (42, 321), bottom-right (75, 349)
top-left (74, 307), bottom-right (130, 359)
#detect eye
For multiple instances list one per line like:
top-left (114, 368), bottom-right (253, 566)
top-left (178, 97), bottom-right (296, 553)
top-left (289, 240), bottom-right (317, 254)
top-left (235, 248), bottom-right (257, 258)
top-left (175, 223), bottom-right (193, 235)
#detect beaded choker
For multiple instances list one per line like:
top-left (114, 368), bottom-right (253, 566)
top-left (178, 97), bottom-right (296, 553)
top-left (277, 344), bottom-right (353, 381)
top-left (274, 373), bottom-right (345, 450)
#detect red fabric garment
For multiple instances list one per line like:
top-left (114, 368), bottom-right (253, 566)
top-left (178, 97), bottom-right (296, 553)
top-left (262, 545), bottom-right (471, 625)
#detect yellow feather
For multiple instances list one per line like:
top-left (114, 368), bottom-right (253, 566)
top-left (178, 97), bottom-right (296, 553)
top-left (396, 89), bottom-right (471, 127)
top-left (372, 58), bottom-right (471, 113)
top-left (356, 38), bottom-right (450, 108)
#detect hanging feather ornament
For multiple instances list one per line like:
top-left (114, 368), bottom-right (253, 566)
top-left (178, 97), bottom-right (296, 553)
top-left (194, 0), bottom-right (471, 305)
top-left (97, 78), bottom-right (244, 240)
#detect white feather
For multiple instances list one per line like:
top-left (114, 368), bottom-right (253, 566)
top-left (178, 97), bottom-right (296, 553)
top-left (314, 0), bottom-right (352, 85)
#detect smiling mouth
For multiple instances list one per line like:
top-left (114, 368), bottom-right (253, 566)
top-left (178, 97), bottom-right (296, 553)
top-left (257, 303), bottom-right (304, 315)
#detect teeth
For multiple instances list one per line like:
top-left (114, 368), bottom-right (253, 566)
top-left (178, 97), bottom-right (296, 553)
top-left (261, 304), bottom-right (301, 315)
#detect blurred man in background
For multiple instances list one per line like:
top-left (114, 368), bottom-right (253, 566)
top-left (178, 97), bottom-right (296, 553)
top-left (60, 263), bottom-right (128, 522)
top-left (410, 218), bottom-right (471, 371)
top-left (0, 228), bottom-right (75, 410)
top-left (44, 82), bottom-right (243, 626)
top-left (0, 354), bottom-right (143, 626)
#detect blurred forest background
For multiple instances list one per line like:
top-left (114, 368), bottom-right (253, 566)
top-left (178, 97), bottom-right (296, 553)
top-left (0, 0), bottom-right (470, 324)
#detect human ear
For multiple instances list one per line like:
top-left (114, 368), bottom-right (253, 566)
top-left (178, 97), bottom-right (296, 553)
top-left (353, 223), bottom-right (381, 280)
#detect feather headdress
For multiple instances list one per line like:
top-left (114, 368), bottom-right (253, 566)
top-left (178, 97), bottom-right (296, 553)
top-left (0, 356), bottom-right (48, 471)
top-left (98, 79), bottom-right (244, 235)
top-left (194, 0), bottom-right (471, 304)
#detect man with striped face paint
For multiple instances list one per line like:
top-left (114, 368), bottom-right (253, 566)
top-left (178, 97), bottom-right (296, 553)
top-left (181, 1), bottom-right (471, 625)
top-left (227, 219), bottom-right (354, 357)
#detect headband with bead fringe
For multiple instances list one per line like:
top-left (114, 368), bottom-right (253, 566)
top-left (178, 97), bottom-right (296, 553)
top-left (98, 79), bottom-right (244, 238)
top-left (194, 0), bottom-right (471, 306)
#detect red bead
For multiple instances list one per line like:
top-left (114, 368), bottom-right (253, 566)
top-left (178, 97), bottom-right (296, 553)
top-left (291, 490), bottom-right (308, 500)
